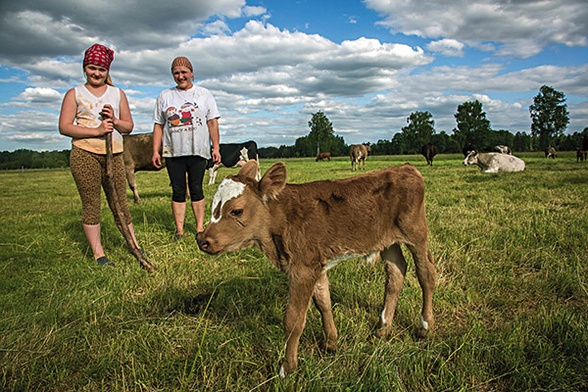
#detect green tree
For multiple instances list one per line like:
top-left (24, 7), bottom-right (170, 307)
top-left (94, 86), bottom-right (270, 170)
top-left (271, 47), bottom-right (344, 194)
top-left (400, 111), bottom-right (435, 154)
top-left (308, 111), bottom-right (334, 155)
top-left (452, 100), bottom-right (492, 150)
top-left (295, 111), bottom-right (347, 157)
top-left (529, 85), bottom-right (569, 150)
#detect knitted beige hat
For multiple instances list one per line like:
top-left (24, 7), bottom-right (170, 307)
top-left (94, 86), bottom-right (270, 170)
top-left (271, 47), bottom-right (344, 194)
top-left (171, 56), bottom-right (193, 72)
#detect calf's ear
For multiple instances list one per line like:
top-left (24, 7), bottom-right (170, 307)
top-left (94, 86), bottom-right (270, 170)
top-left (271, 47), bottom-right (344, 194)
top-left (259, 162), bottom-right (287, 201)
top-left (238, 160), bottom-right (259, 180)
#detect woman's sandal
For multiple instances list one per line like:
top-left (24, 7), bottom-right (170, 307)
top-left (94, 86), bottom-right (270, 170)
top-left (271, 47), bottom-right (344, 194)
top-left (96, 256), bottom-right (115, 266)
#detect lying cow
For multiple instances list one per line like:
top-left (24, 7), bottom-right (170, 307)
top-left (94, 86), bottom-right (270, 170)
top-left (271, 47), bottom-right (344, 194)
top-left (123, 133), bottom-right (165, 204)
top-left (207, 140), bottom-right (260, 185)
top-left (421, 143), bottom-right (438, 166)
top-left (197, 160), bottom-right (436, 377)
top-left (349, 143), bottom-right (370, 170)
top-left (463, 150), bottom-right (525, 173)
top-left (494, 145), bottom-right (512, 154)
top-left (544, 147), bottom-right (556, 159)
top-left (316, 152), bottom-right (332, 161)
top-left (462, 144), bottom-right (475, 157)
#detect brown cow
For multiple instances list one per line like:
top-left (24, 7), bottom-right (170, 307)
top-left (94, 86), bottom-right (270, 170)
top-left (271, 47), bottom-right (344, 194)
top-left (544, 146), bottom-right (556, 159)
top-left (316, 152), bottom-right (332, 161)
top-left (349, 143), bottom-right (370, 170)
top-left (577, 148), bottom-right (587, 163)
top-left (123, 133), bottom-right (165, 203)
top-left (421, 143), bottom-right (438, 166)
top-left (197, 161), bottom-right (436, 377)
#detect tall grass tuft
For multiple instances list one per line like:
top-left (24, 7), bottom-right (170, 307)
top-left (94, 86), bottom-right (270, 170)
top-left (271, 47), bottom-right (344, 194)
top-left (1, 152), bottom-right (587, 391)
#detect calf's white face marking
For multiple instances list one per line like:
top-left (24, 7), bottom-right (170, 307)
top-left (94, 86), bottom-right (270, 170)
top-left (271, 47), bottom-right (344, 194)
top-left (211, 179), bottom-right (246, 223)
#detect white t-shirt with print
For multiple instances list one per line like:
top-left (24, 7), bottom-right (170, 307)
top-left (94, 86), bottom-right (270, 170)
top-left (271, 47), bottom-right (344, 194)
top-left (153, 85), bottom-right (220, 158)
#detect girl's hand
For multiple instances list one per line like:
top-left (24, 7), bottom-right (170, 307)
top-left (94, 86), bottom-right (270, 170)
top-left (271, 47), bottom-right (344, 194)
top-left (152, 152), bottom-right (162, 169)
top-left (99, 118), bottom-right (114, 135)
top-left (100, 104), bottom-right (114, 120)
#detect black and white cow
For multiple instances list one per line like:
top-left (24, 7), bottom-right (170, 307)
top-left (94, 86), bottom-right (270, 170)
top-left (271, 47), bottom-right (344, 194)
top-left (463, 150), bottom-right (525, 173)
top-left (494, 145), bottom-right (512, 154)
top-left (207, 140), bottom-right (260, 185)
top-left (544, 147), bottom-right (556, 159)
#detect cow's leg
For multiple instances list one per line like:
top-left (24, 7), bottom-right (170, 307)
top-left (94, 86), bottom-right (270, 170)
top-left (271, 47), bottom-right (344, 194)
top-left (407, 242), bottom-right (436, 338)
top-left (280, 272), bottom-right (316, 378)
top-left (376, 244), bottom-right (407, 338)
top-left (207, 167), bottom-right (217, 185)
top-left (125, 169), bottom-right (140, 204)
top-left (312, 271), bottom-right (337, 352)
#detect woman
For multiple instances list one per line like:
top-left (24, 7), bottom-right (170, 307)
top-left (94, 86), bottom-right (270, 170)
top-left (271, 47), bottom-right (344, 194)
top-left (151, 56), bottom-right (221, 240)
top-left (59, 43), bottom-right (142, 266)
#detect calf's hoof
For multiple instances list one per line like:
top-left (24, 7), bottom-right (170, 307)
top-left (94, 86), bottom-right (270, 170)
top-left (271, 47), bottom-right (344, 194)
top-left (279, 360), bottom-right (296, 379)
top-left (375, 322), bottom-right (392, 338)
top-left (416, 315), bottom-right (433, 339)
top-left (324, 339), bottom-right (337, 353)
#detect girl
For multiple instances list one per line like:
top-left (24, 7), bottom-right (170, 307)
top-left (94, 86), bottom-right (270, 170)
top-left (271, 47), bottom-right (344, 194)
top-left (151, 56), bottom-right (221, 240)
top-left (59, 43), bottom-right (142, 266)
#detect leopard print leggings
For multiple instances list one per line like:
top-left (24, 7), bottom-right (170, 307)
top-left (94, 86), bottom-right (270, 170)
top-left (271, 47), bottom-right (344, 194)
top-left (70, 145), bottom-right (132, 226)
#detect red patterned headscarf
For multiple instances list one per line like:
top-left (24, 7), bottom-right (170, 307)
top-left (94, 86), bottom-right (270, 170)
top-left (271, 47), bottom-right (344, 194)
top-left (83, 44), bottom-right (114, 70)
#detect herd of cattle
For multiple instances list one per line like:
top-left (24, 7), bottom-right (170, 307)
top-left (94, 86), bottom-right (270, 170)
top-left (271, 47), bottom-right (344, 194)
top-left (119, 132), bottom-right (587, 378)
top-left (122, 133), bottom-right (588, 203)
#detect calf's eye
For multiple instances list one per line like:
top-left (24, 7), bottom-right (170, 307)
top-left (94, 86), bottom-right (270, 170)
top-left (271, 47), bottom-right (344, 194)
top-left (231, 209), bottom-right (243, 217)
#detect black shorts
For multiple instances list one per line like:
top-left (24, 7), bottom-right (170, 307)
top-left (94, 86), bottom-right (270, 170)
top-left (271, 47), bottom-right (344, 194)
top-left (166, 155), bottom-right (207, 202)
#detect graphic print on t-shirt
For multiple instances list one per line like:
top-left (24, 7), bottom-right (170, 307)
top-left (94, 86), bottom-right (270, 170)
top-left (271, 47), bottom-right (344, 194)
top-left (165, 101), bottom-right (203, 132)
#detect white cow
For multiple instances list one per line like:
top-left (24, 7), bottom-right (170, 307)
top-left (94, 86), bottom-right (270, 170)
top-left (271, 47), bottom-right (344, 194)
top-left (463, 151), bottom-right (525, 173)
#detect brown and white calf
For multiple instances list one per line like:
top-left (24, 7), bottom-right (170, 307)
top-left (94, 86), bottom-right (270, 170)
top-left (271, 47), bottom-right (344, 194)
top-left (349, 143), bottom-right (370, 170)
top-left (197, 161), bottom-right (436, 377)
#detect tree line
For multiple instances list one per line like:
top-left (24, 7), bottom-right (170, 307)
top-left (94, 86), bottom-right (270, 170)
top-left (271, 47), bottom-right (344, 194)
top-left (0, 149), bottom-right (70, 170)
top-left (260, 85), bottom-right (586, 158)
top-left (2, 85), bottom-right (586, 169)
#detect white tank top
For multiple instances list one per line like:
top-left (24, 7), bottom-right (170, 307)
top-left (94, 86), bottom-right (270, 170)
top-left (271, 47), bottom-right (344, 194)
top-left (72, 84), bottom-right (124, 154)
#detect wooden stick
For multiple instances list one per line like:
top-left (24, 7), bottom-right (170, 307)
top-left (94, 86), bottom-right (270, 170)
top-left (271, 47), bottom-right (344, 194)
top-left (105, 132), bottom-right (155, 272)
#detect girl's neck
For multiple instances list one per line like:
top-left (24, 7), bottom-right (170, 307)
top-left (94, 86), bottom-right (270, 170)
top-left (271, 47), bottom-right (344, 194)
top-left (84, 82), bottom-right (108, 96)
top-left (85, 82), bottom-right (107, 90)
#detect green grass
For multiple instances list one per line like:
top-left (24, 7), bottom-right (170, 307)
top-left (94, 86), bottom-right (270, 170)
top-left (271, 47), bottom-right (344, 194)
top-left (1, 152), bottom-right (587, 391)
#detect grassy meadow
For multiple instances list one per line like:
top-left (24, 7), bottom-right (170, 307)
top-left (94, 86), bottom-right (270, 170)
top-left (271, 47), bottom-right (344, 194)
top-left (1, 152), bottom-right (587, 391)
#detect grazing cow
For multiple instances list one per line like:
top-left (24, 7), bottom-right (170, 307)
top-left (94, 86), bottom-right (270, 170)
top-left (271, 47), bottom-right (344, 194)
top-left (207, 140), bottom-right (260, 185)
top-left (494, 145), bottom-right (512, 154)
top-left (197, 161), bottom-right (436, 377)
top-left (544, 147), bottom-right (556, 159)
top-left (463, 150), bottom-right (525, 173)
top-left (577, 148), bottom-right (587, 163)
top-left (349, 143), bottom-right (370, 170)
top-left (122, 133), bottom-right (165, 204)
top-left (421, 143), bottom-right (438, 166)
top-left (316, 152), bottom-right (332, 161)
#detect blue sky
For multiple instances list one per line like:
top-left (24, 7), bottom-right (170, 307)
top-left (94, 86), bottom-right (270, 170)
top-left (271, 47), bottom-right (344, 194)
top-left (0, 0), bottom-right (587, 152)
